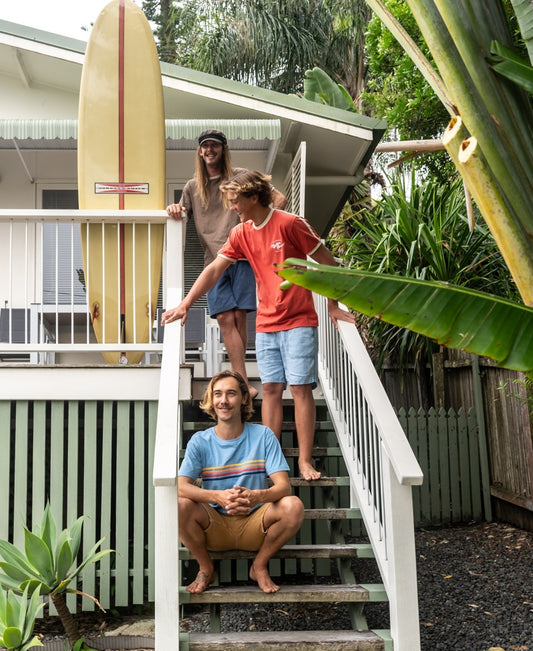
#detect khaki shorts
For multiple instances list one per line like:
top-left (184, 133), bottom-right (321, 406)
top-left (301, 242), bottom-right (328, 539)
top-left (202, 502), bottom-right (271, 551)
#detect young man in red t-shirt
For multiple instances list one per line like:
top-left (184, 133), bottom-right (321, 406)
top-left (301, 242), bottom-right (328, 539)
top-left (162, 170), bottom-right (355, 480)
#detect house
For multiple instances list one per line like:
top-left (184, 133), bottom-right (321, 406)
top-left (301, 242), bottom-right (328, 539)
top-left (0, 14), bottom-right (423, 651)
top-left (0, 16), bottom-right (386, 368)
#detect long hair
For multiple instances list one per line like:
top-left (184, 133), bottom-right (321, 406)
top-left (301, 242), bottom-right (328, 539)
top-left (220, 170), bottom-right (273, 207)
top-left (200, 370), bottom-right (254, 422)
top-left (194, 144), bottom-right (234, 209)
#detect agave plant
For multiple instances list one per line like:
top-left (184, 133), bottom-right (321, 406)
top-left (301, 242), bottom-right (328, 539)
top-left (0, 505), bottom-right (112, 648)
top-left (0, 585), bottom-right (43, 651)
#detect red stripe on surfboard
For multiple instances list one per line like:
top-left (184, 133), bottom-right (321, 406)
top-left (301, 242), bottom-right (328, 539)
top-left (119, 0), bottom-right (126, 319)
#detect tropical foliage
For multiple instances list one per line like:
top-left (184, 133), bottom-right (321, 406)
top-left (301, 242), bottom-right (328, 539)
top-left (278, 260), bottom-right (533, 377)
top-left (365, 0), bottom-right (533, 307)
top-left (278, 1), bottom-right (533, 377)
top-left (142, 0), bottom-right (371, 97)
top-left (326, 174), bottom-right (519, 368)
top-left (0, 505), bottom-right (112, 648)
top-left (0, 586), bottom-right (43, 651)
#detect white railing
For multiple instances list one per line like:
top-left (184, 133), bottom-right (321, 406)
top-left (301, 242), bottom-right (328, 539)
top-left (0, 209), bottom-right (169, 363)
top-left (316, 294), bottom-right (423, 651)
top-left (153, 217), bottom-right (184, 650)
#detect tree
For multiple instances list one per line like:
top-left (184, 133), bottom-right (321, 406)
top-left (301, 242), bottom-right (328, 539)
top-left (362, 0), bottom-right (452, 178)
top-left (142, 0), bottom-right (370, 97)
top-left (278, 1), bottom-right (533, 378)
top-left (365, 0), bottom-right (533, 306)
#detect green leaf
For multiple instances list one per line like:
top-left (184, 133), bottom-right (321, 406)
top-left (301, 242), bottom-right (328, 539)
top-left (4, 594), bottom-right (18, 629)
top-left (490, 40), bottom-right (533, 93)
top-left (67, 517), bottom-right (85, 561)
top-left (0, 574), bottom-right (24, 593)
top-left (19, 580), bottom-right (50, 596)
top-left (2, 626), bottom-right (22, 648)
top-left (511, 0), bottom-right (533, 64)
top-left (55, 541), bottom-right (73, 583)
top-left (278, 260), bottom-right (533, 374)
top-left (303, 67), bottom-right (356, 111)
top-left (23, 588), bottom-right (44, 641)
top-left (39, 505), bottom-right (57, 557)
top-left (20, 638), bottom-right (44, 650)
top-left (0, 543), bottom-right (40, 581)
top-left (0, 563), bottom-right (31, 585)
top-left (23, 531), bottom-right (53, 585)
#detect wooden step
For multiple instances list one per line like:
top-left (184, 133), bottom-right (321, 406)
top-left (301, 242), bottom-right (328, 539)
top-left (185, 629), bottom-right (388, 650)
top-left (304, 507), bottom-right (360, 520)
top-left (288, 476), bottom-right (349, 486)
top-left (179, 543), bottom-right (374, 561)
top-left (182, 421), bottom-right (334, 432)
top-left (282, 447), bottom-right (341, 458)
top-left (181, 583), bottom-right (387, 605)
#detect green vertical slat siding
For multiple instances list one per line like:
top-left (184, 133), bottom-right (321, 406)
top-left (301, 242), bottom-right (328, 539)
top-left (428, 409), bottom-right (441, 522)
top-left (147, 401), bottom-right (157, 602)
top-left (66, 401), bottom-right (80, 614)
top-left (115, 401), bottom-right (131, 606)
top-left (99, 401), bottom-right (114, 610)
top-left (32, 402), bottom-right (47, 529)
top-left (133, 402), bottom-right (146, 603)
top-left (82, 401), bottom-right (98, 611)
top-left (0, 402), bottom-right (11, 540)
top-left (50, 402), bottom-right (64, 524)
top-left (13, 402), bottom-right (29, 549)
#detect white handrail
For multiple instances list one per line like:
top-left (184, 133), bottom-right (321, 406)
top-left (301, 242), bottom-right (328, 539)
top-left (0, 209), bottom-right (168, 223)
top-left (316, 294), bottom-right (422, 651)
top-left (153, 217), bottom-right (184, 650)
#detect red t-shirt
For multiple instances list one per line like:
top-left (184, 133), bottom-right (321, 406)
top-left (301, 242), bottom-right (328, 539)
top-left (218, 209), bottom-right (321, 332)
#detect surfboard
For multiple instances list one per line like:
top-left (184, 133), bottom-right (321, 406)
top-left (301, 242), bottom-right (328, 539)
top-left (78, 0), bottom-right (165, 364)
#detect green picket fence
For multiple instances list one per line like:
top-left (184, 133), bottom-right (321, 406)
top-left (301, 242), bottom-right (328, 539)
top-left (398, 406), bottom-right (489, 526)
top-left (0, 400), bottom-right (488, 612)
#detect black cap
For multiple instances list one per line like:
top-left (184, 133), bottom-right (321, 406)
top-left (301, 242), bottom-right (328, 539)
top-left (198, 129), bottom-right (227, 146)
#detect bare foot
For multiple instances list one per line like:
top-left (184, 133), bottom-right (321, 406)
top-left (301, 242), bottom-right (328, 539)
top-left (250, 563), bottom-right (280, 593)
top-left (186, 570), bottom-right (214, 593)
top-left (299, 461), bottom-right (321, 481)
top-left (249, 385), bottom-right (259, 400)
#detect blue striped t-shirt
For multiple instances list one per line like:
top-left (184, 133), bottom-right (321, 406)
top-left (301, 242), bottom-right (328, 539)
top-left (178, 422), bottom-right (289, 514)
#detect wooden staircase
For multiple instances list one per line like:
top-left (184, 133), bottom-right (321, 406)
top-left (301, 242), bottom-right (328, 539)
top-left (178, 398), bottom-right (393, 651)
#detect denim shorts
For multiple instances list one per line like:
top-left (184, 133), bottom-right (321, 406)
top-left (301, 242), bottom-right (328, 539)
top-left (256, 327), bottom-right (318, 387)
top-left (207, 260), bottom-right (257, 317)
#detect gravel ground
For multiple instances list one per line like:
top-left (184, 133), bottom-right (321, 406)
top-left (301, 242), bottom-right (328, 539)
top-left (34, 522), bottom-right (532, 650)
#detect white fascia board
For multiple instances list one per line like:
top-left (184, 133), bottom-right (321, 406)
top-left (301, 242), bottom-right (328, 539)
top-left (0, 33), bottom-right (84, 65)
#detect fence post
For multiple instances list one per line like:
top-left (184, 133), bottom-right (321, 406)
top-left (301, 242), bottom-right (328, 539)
top-left (470, 354), bottom-right (492, 521)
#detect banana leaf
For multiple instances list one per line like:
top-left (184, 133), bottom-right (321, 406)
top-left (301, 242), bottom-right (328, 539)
top-left (278, 259), bottom-right (533, 375)
top-left (490, 40), bottom-right (533, 93)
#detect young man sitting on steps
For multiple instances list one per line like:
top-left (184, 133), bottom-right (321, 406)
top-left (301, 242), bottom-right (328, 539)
top-left (178, 369), bottom-right (304, 594)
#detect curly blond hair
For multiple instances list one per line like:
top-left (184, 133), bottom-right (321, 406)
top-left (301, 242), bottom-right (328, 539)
top-left (220, 170), bottom-right (273, 207)
top-left (200, 370), bottom-right (254, 422)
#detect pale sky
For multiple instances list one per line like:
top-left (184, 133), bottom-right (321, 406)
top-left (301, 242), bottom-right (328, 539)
top-left (1, 0), bottom-right (143, 41)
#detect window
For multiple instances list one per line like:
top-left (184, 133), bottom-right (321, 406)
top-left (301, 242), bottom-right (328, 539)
top-left (42, 189), bottom-right (86, 305)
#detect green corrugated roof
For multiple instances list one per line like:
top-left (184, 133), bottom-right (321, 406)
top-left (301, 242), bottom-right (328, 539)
top-left (0, 119), bottom-right (281, 141)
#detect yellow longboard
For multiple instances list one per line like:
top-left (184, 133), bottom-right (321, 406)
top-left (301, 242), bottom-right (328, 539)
top-left (78, 0), bottom-right (165, 364)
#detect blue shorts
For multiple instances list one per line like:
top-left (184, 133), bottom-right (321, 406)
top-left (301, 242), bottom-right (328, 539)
top-left (207, 260), bottom-right (257, 318)
top-left (256, 327), bottom-right (318, 387)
